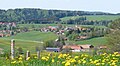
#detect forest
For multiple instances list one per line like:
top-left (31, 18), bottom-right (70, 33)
top-left (0, 8), bottom-right (119, 25)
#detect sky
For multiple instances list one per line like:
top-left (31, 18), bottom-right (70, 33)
top-left (0, 0), bottom-right (119, 13)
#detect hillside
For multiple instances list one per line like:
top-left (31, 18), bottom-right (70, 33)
top-left (0, 31), bottom-right (57, 53)
top-left (0, 8), bottom-right (118, 24)
top-left (75, 37), bottom-right (107, 46)
top-left (61, 15), bottom-right (120, 21)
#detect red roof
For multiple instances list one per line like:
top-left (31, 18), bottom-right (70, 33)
top-left (78, 45), bottom-right (94, 49)
top-left (63, 45), bottom-right (82, 50)
top-left (99, 46), bottom-right (107, 49)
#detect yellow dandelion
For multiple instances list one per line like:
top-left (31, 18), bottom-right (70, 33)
top-left (18, 57), bottom-right (22, 60)
top-left (96, 63), bottom-right (100, 66)
top-left (78, 60), bottom-right (81, 63)
top-left (41, 57), bottom-right (46, 60)
top-left (74, 56), bottom-right (79, 59)
top-left (65, 62), bottom-right (70, 66)
top-left (34, 56), bottom-right (37, 59)
top-left (26, 57), bottom-right (30, 60)
top-left (11, 61), bottom-right (16, 64)
top-left (62, 61), bottom-right (66, 64)
top-left (52, 59), bottom-right (54, 63)
top-left (83, 60), bottom-right (86, 64)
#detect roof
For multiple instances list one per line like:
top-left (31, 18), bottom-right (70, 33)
top-left (78, 44), bottom-right (94, 49)
top-left (46, 47), bottom-right (60, 51)
top-left (79, 36), bottom-right (88, 39)
top-left (46, 47), bottom-right (60, 49)
top-left (99, 46), bottom-right (107, 49)
top-left (63, 45), bottom-right (82, 50)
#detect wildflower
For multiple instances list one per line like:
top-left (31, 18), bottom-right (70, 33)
top-left (83, 60), bottom-right (86, 64)
top-left (41, 57), bottom-right (46, 60)
top-left (62, 61), bottom-right (66, 64)
top-left (18, 60), bottom-right (23, 63)
top-left (102, 53), bottom-right (107, 56)
top-left (34, 56), bottom-right (37, 59)
top-left (74, 56), bottom-right (79, 59)
top-left (90, 59), bottom-right (92, 61)
top-left (101, 63), bottom-right (105, 65)
top-left (94, 60), bottom-right (99, 64)
top-left (70, 59), bottom-right (76, 63)
top-left (11, 61), bottom-right (16, 64)
top-left (65, 62), bottom-right (70, 66)
top-left (46, 56), bottom-right (49, 59)
top-left (110, 62), bottom-right (116, 66)
top-left (78, 60), bottom-right (81, 63)
top-left (63, 54), bottom-right (67, 58)
top-left (18, 57), bottom-right (22, 60)
top-left (96, 63), bottom-right (100, 66)
top-left (114, 52), bottom-right (118, 55)
top-left (58, 54), bottom-right (63, 58)
top-left (26, 57), bottom-right (30, 60)
top-left (52, 59), bottom-right (54, 63)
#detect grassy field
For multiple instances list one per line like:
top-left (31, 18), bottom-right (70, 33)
top-left (78, 25), bottom-right (107, 28)
top-left (18, 24), bottom-right (65, 29)
top-left (61, 15), bottom-right (120, 21)
top-left (75, 37), bottom-right (108, 46)
top-left (66, 37), bottom-right (107, 46)
top-left (0, 24), bottom-right (108, 53)
top-left (1, 52), bottom-right (120, 66)
top-left (18, 24), bottom-right (51, 28)
top-left (0, 31), bottom-right (57, 53)
top-left (18, 24), bottom-right (107, 29)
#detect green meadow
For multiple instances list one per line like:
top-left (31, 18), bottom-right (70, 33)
top-left (75, 37), bottom-right (107, 46)
top-left (0, 31), bottom-right (57, 53)
top-left (61, 15), bottom-right (120, 21)
top-left (0, 31), bottom-right (108, 53)
top-left (65, 37), bottom-right (107, 46)
top-left (0, 23), bottom-right (109, 53)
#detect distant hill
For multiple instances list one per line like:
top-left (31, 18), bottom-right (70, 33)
top-left (0, 8), bottom-right (119, 24)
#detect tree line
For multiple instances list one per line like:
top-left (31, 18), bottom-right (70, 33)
top-left (0, 8), bottom-right (117, 24)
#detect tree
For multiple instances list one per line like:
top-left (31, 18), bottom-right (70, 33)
top-left (107, 18), bottom-right (120, 52)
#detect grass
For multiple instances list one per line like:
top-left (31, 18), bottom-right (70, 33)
top-left (75, 37), bottom-right (108, 46)
top-left (0, 31), bottom-right (57, 53)
top-left (61, 15), bottom-right (120, 21)
top-left (8, 31), bottom-right (57, 41)
top-left (18, 24), bottom-right (107, 29)
top-left (78, 25), bottom-right (107, 28)
top-left (18, 24), bottom-right (64, 29)
top-left (86, 15), bottom-right (120, 21)
top-left (0, 52), bottom-right (120, 66)
top-left (66, 37), bottom-right (108, 46)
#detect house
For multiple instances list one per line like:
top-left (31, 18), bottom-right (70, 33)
top-left (62, 44), bottom-right (94, 52)
top-left (99, 45), bottom-right (107, 49)
top-left (48, 26), bottom-right (58, 31)
top-left (78, 36), bottom-right (88, 40)
top-left (62, 45), bottom-right (82, 52)
top-left (46, 47), bottom-right (60, 52)
top-left (79, 44), bottom-right (94, 51)
top-left (0, 33), bottom-right (4, 37)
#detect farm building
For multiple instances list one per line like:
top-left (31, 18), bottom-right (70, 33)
top-left (46, 47), bottom-right (60, 52)
top-left (0, 33), bottom-right (4, 37)
top-left (63, 44), bottom-right (94, 52)
top-left (99, 45), bottom-right (107, 49)
top-left (79, 44), bottom-right (94, 51)
top-left (63, 45), bottom-right (82, 52)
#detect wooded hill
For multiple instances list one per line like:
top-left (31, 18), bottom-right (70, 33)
top-left (0, 8), bottom-right (119, 24)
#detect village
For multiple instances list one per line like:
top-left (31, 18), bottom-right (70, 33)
top-left (0, 22), bottom-right (108, 55)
